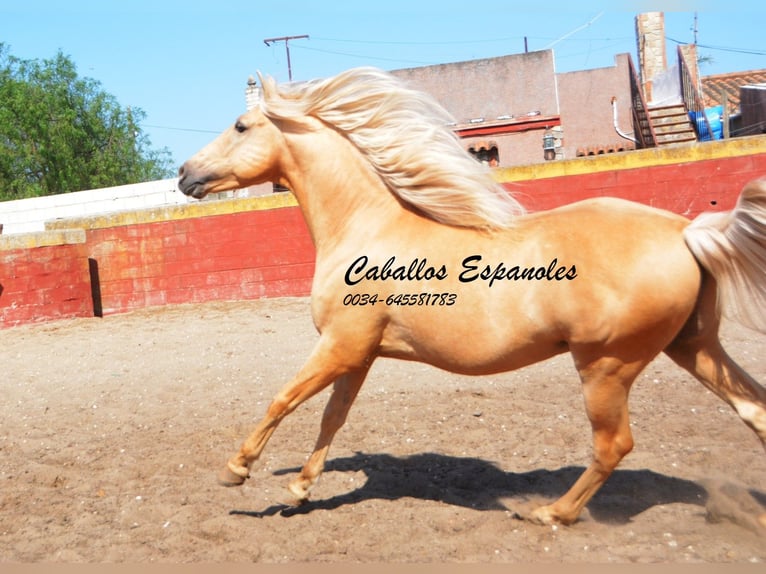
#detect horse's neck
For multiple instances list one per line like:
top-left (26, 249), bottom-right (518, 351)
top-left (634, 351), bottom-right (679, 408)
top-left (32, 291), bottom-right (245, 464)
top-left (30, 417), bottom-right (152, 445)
top-left (283, 127), bottom-right (404, 253)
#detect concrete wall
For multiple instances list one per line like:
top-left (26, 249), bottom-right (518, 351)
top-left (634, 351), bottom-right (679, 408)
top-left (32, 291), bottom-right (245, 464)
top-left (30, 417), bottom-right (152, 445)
top-left (393, 51), bottom-right (559, 168)
top-left (2, 136), bottom-right (765, 329)
top-left (393, 50), bottom-right (558, 123)
top-left (557, 54), bottom-right (636, 157)
top-left (0, 178), bottom-right (189, 235)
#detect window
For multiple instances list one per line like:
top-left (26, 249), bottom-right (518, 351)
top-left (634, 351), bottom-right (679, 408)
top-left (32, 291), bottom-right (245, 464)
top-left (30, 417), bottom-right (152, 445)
top-left (467, 142), bottom-right (499, 167)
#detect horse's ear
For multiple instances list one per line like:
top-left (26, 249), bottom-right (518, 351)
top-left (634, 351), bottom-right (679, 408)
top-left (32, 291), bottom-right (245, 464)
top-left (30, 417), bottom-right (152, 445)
top-left (256, 70), bottom-right (272, 94)
top-left (257, 71), bottom-right (285, 106)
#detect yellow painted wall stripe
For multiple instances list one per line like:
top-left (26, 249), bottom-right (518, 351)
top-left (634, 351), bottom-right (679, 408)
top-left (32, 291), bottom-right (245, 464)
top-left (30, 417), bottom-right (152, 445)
top-left (0, 228), bottom-right (86, 251)
top-left (494, 135), bottom-right (766, 183)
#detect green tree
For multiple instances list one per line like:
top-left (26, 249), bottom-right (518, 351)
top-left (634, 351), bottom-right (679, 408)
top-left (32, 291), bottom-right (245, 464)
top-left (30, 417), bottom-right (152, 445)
top-left (0, 44), bottom-right (173, 200)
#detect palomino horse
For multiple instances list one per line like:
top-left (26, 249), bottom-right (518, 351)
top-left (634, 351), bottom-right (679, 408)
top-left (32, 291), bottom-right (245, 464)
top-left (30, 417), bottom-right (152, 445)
top-left (178, 67), bottom-right (766, 525)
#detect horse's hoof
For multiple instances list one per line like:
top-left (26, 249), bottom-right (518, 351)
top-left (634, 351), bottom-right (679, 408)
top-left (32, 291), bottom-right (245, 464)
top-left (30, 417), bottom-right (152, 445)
top-left (528, 504), bottom-right (577, 526)
top-left (217, 463), bottom-right (249, 487)
top-left (528, 506), bottom-right (556, 525)
top-left (287, 479), bottom-right (311, 503)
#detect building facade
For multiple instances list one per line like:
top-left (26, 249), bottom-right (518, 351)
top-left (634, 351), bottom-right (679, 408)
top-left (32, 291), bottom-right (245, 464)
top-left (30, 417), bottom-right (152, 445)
top-left (391, 50), bottom-right (635, 167)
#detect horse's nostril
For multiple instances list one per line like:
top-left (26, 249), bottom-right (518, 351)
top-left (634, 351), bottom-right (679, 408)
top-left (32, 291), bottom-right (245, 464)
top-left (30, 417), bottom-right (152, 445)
top-left (178, 164), bottom-right (186, 177)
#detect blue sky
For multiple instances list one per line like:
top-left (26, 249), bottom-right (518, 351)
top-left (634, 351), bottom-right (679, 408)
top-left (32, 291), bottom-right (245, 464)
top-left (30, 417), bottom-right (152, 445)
top-left (2, 1), bottom-right (765, 169)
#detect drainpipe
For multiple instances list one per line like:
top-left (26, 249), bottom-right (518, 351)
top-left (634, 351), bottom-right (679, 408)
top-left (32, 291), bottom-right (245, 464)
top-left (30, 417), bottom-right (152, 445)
top-left (611, 97), bottom-right (638, 143)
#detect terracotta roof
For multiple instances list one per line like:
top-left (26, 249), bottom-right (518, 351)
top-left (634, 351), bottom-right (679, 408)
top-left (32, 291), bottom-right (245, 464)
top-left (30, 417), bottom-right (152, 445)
top-left (575, 142), bottom-right (636, 157)
top-left (701, 69), bottom-right (766, 114)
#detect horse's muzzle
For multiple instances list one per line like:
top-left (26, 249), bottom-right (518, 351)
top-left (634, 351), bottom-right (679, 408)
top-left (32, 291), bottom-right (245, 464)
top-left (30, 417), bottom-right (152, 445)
top-left (177, 164), bottom-right (209, 199)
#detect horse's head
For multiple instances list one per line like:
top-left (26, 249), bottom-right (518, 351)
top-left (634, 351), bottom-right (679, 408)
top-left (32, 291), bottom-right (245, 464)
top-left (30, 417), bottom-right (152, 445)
top-left (178, 107), bottom-right (286, 199)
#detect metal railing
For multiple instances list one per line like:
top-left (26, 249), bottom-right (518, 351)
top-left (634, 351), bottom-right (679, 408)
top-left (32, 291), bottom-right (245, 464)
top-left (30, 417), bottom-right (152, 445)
top-left (678, 45), bottom-right (713, 140)
top-left (627, 55), bottom-right (656, 148)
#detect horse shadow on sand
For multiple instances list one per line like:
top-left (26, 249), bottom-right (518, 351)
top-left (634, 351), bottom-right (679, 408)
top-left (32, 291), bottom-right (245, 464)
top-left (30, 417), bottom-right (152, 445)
top-left (230, 451), bottom-right (766, 532)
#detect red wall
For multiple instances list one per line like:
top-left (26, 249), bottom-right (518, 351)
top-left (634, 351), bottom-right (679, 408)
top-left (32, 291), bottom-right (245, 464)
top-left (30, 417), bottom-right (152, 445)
top-left (508, 152), bottom-right (765, 216)
top-left (0, 241), bottom-right (92, 327)
top-left (87, 205), bottom-right (315, 317)
top-left (2, 142), bottom-right (765, 329)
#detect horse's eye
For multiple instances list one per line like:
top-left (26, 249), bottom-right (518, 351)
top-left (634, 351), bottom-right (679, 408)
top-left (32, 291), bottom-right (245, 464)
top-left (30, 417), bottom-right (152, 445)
top-left (234, 121), bottom-right (247, 133)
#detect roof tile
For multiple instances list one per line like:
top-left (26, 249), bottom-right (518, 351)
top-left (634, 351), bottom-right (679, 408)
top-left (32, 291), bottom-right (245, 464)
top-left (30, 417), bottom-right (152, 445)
top-left (701, 70), bottom-right (766, 113)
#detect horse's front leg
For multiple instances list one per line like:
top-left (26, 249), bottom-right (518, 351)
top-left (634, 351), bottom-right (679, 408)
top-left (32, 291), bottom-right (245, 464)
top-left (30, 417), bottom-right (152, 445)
top-left (287, 368), bottom-right (370, 502)
top-left (218, 337), bottom-right (354, 487)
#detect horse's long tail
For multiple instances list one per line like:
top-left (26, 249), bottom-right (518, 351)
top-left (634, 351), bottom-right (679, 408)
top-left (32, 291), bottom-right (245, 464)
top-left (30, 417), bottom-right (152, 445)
top-left (683, 178), bottom-right (766, 333)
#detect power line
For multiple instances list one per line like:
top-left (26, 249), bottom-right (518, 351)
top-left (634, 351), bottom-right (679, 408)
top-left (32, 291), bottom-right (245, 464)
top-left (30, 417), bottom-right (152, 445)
top-left (311, 35), bottom-right (523, 46)
top-left (667, 36), bottom-right (766, 56)
top-left (310, 33), bottom-right (632, 46)
top-left (542, 12), bottom-right (605, 50)
top-left (296, 31), bottom-right (633, 69)
top-left (291, 44), bottom-right (435, 67)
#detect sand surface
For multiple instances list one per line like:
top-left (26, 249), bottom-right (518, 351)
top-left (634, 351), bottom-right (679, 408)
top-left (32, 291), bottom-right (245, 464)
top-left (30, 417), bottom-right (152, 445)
top-left (1, 297), bottom-right (764, 562)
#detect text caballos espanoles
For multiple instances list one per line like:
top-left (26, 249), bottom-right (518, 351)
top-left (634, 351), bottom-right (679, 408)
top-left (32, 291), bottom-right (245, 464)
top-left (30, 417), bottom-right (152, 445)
top-left (344, 255), bottom-right (577, 288)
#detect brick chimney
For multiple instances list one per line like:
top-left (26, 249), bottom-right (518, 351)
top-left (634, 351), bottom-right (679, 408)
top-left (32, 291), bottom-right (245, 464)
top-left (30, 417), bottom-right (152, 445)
top-left (635, 12), bottom-right (667, 103)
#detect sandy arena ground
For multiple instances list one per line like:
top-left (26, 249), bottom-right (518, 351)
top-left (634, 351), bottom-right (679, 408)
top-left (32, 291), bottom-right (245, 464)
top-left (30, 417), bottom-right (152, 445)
top-left (1, 297), bottom-right (765, 563)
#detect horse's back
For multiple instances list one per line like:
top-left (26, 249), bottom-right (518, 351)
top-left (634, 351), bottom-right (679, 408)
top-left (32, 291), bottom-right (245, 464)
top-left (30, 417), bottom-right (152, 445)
top-left (531, 195), bottom-right (690, 226)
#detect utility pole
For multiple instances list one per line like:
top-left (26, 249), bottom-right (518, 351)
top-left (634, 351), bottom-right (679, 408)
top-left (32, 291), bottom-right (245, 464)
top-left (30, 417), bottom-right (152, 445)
top-left (263, 35), bottom-right (309, 81)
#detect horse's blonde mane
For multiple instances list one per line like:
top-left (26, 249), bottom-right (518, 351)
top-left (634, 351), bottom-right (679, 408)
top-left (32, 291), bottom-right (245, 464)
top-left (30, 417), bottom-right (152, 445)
top-left (257, 67), bottom-right (525, 229)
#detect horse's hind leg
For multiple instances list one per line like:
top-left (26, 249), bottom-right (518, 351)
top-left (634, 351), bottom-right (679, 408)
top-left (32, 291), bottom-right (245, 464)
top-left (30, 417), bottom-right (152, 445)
top-left (664, 313), bottom-right (766, 451)
top-left (664, 273), bottom-right (766, 449)
top-left (529, 352), bottom-right (648, 525)
top-left (666, 337), bottom-right (766, 449)
top-left (287, 368), bottom-right (369, 502)
top-left (663, 280), bottom-right (766, 529)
